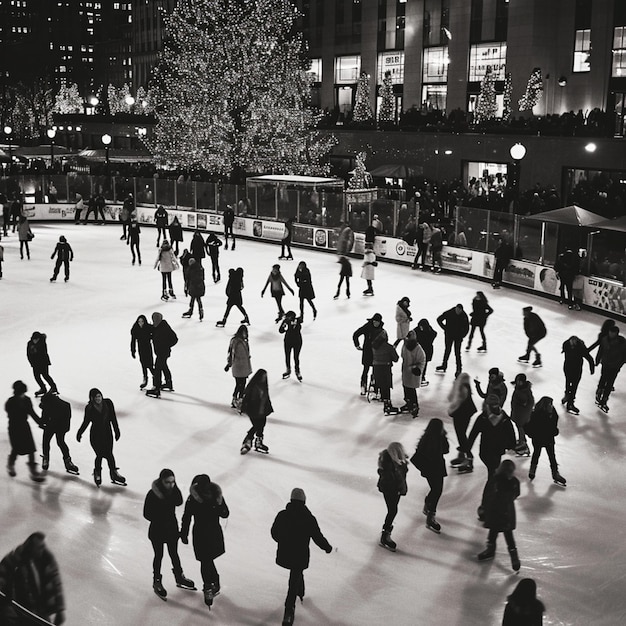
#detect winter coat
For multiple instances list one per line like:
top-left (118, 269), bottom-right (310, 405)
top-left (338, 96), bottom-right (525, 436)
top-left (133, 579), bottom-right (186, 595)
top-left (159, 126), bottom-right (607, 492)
top-left (502, 598), bottom-right (545, 626)
top-left (76, 398), bottom-right (119, 457)
top-left (524, 312), bottom-right (547, 342)
top-left (205, 233), bottom-right (222, 258)
top-left (154, 243), bottom-right (179, 274)
top-left (127, 221), bottom-right (140, 242)
top-left (353, 320), bottom-right (382, 366)
top-left (130, 321), bottom-right (154, 368)
top-left (411, 432), bottom-right (449, 479)
top-left (415, 323), bottom-right (437, 361)
top-left (271, 501), bottom-right (332, 571)
top-left (401, 341), bottom-right (426, 388)
top-left (169, 219), bottom-right (183, 242)
top-left (27, 336), bottom-right (51, 370)
top-left (336, 226), bottom-right (355, 255)
top-left (263, 271), bottom-right (291, 297)
top-left (121, 196), bottom-right (135, 222)
top-left (241, 382), bottom-right (273, 420)
top-left (143, 480), bottom-right (183, 543)
top-left (190, 232), bottom-right (206, 259)
top-left (225, 270), bottom-right (244, 306)
top-left (395, 303), bottom-right (412, 341)
top-left (154, 206), bottom-right (168, 228)
top-left (280, 317), bottom-right (302, 346)
top-left (338, 256), bottom-right (352, 277)
top-left (5, 395), bottom-right (41, 455)
top-left (429, 227), bottom-right (443, 252)
top-left (484, 473), bottom-right (520, 531)
top-left (51, 242), bottom-right (73, 262)
top-left (437, 307), bottom-right (470, 339)
top-left (509, 383), bottom-right (535, 427)
top-left (223, 207), bottom-right (235, 227)
top-left (467, 409), bottom-right (516, 459)
top-left (476, 375), bottom-right (508, 405)
top-left (377, 449), bottom-right (408, 495)
top-left (227, 336), bottom-right (252, 378)
top-left (494, 241), bottom-right (514, 267)
top-left (554, 250), bottom-right (579, 281)
top-left (17, 218), bottom-right (33, 242)
top-left (525, 406), bottom-right (559, 447)
top-left (597, 334), bottom-right (626, 370)
top-left (152, 319), bottom-right (178, 357)
top-left (562, 339), bottom-right (594, 373)
top-left (470, 297), bottom-right (493, 327)
top-left (361, 250), bottom-right (376, 280)
top-left (448, 381), bottom-right (477, 420)
top-left (282, 219), bottom-right (294, 244)
top-left (186, 262), bottom-right (205, 297)
top-left (40, 394), bottom-right (71, 435)
top-left (180, 483), bottom-right (229, 561)
top-left (295, 267), bottom-right (315, 300)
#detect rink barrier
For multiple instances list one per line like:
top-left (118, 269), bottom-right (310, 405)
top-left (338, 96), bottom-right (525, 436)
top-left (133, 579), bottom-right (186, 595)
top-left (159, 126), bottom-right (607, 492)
top-left (0, 590), bottom-right (55, 625)
top-left (21, 203), bottom-right (626, 319)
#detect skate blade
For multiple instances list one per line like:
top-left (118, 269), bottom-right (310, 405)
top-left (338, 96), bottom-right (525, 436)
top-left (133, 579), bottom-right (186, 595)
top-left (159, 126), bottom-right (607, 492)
top-left (176, 584), bottom-right (198, 591)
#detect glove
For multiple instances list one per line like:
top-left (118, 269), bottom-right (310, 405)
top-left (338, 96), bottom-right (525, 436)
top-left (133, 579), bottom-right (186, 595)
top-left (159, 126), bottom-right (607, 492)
top-left (224, 365), bottom-right (230, 372)
top-left (180, 535), bottom-right (188, 545)
top-left (325, 546), bottom-right (333, 554)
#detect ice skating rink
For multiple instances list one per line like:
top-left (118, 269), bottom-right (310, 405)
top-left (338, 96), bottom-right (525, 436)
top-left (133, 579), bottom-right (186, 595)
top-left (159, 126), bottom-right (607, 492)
top-left (0, 222), bottom-right (625, 626)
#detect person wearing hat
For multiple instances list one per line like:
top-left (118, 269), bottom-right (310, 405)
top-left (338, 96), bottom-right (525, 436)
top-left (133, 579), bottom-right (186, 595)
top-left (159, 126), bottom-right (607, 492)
top-left (154, 205), bottom-right (169, 248)
top-left (204, 231), bottom-right (223, 283)
top-left (126, 217), bottom-right (142, 265)
top-left (361, 245), bottom-right (377, 296)
top-left (435, 304), bottom-right (470, 377)
top-left (26, 332), bottom-right (58, 397)
top-left (353, 313), bottom-right (384, 395)
top-left (223, 204), bottom-right (235, 250)
top-left (271, 488), bottom-right (332, 626)
top-left (50, 235), bottom-right (74, 282)
top-left (509, 373), bottom-right (535, 456)
top-left (561, 335), bottom-right (594, 415)
top-left (146, 312), bottom-right (178, 398)
top-left (474, 367), bottom-right (508, 406)
top-left (393, 297), bottom-right (412, 348)
top-left (518, 306), bottom-right (547, 368)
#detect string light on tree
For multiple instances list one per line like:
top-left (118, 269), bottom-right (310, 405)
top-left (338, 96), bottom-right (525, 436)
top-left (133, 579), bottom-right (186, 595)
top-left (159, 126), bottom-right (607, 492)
top-left (502, 72), bottom-right (513, 122)
top-left (378, 71), bottom-right (395, 125)
top-left (347, 150), bottom-right (373, 190)
top-left (353, 72), bottom-right (373, 123)
top-left (474, 65), bottom-right (497, 124)
top-left (518, 67), bottom-right (544, 112)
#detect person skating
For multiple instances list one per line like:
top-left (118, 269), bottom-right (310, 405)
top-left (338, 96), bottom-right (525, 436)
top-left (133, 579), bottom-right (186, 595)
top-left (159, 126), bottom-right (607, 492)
top-left (95, 191), bottom-right (106, 223)
top-left (447, 372), bottom-right (477, 473)
top-left (279, 311), bottom-right (303, 381)
top-left (594, 325), bottom-right (626, 413)
top-left (336, 222), bottom-right (355, 256)
top-left (181, 258), bottom-right (205, 321)
top-left (5, 381), bottom-right (45, 482)
top-left (393, 297), bottom-right (412, 348)
top-left (279, 216), bottom-right (295, 259)
top-left (466, 291), bottom-right (493, 351)
top-left (371, 328), bottom-right (400, 415)
top-left (429, 224), bottom-right (443, 273)
top-left (561, 335), bottom-right (594, 414)
top-left (334, 255), bottom-right (352, 299)
top-left (49, 235), bottom-right (74, 282)
top-left (361, 245), bottom-right (377, 295)
top-left (294, 261), bottom-right (317, 321)
top-left (411, 219), bottom-right (432, 270)
top-left (474, 367), bottom-right (508, 406)
top-left (154, 205), bottom-right (169, 248)
top-left (39, 392), bottom-right (78, 474)
top-left (204, 231), bottom-right (222, 283)
top-left (502, 578), bottom-right (545, 625)
top-left (223, 204), bottom-right (235, 250)
top-left (73, 192), bottom-right (84, 224)
top-left (410, 418), bottom-right (449, 533)
top-left (509, 373), bottom-right (535, 456)
top-left (435, 304), bottom-right (470, 376)
top-left (154, 240), bottom-right (179, 301)
top-left (492, 236), bottom-right (514, 288)
top-left (83, 194), bottom-right (98, 224)
top-left (414, 318), bottom-right (437, 386)
top-left (130, 314), bottom-right (154, 390)
top-left (27, 331), bottom-right (58, 397)
top-left (17, 214), bottom-right (33, 260)
top-left (180, 474), bottom-right (229, 609)
top-left (377, 442), bottom-right (409, 551)
top-left (0, 241), bottom-right (4, 279)
top-left (216, 267), bottom-right (250, 327)
top-left (554, 247), bottom-right (580, 308)
top-left (262, 264), bottom-right (294, 322)
top-left (225, 325), bottom-right (252, 409)
top-left (179, 247), bottom-right (192, 296)
top-left (239, 369), bottom-right (273, 454)
top-left (146, 312), bottom-right (178, 398)
top-left (525, 397), bottom-right (566, 485)
top-left (477, 459), bottom-right (521, 571)
top-left (76, 388), bottom-right (126, 487)
top-left (271, 488), bottom-right (333, 626)
top-left (143, 468), bottom-right (195, 601)
top-left (399, 330), bottom-right (425, 417)
top-left (120, 193), bottom-right (135, 240)
top-left (168, 216), bottom-right (183, 256)
top-left (588, 318), bottom-right (616, 359)
top-left (190, 230), bottom-right (206, 264)
top-left (518, 306), bottom-right (546, 368)
top-left (353, 313), bottom-right (384, 395)
top-left (126, 217), bottom-right (141, 265)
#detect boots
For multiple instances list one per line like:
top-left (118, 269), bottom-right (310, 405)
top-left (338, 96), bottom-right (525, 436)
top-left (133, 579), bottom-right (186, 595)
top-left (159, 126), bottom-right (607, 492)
top-left (457, 457), bottom-right (473, 473)
top-left (450, 451), bottom-right (466, 466)
top-left (426, 512), bottom-right (441, 534)
top-left (199, 305), bottom-right (204, 321)
top-left (509, 547), bottom-right (521, 571)
top-left (146, 387), bottom-right (161, 398)
top-left (140, 375), bottom-right (149, 390)
top-left (173, 569), bottom-right (196, 590)
top-left (7, 455), bottom-right (16, 477)
top-left (93, 467), bottom-right (102, 487)
top-left (282, 606), bottom-right (295, 625)
top-left (216, 319), bottom-right (226, 327)
top-left (153, 575), bottom-right (167, 601)
top-left (161, 290), bottom-right (169, 301)
top-left (168, 289), bottom-right (176, 299)
top-left (28, 462), bottom-right (45, 483)
top-left (41, 454), bottom-right (49, 471)
top-left (240, 435), bottom-right (253, 455)
top-left (63, 456), bottom-right (79, 475)
top-left (477, 344), bottom-right (487, 352)
top-left (477, 542), bottom-right (495, 561)
top-left (379, 527), bottom-right (397, 552)
top-left (254, 435), bottom-right (269, 454)
top-left (552, 468), bottom-right (567, 486)
top-left (110, 468), bottom-right (127, 486)
top-left (182, 309), bottom-right (193, 318)
top-left (383, 400), bottom-right (400, 415)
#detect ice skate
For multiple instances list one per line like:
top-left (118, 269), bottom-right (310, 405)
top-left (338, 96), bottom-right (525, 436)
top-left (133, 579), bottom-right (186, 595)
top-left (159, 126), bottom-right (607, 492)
top-left (398, 404), bottom-right (411, 413)
top-left (203, 586), bottom-right (215, 609)
top-left (362, 288), bottom-right (374, 296)
top-left (168, 289), bottom-right (176, 299)
top-left (145, 388), bottom-right (161, 398)
top-left (566, 403), bottom-right (580, 415)
top-left (477, 345), bottom-right (487, 352)
top-left (383, 400), bottom-right (400, 416)
top-left (216, 319), bottom-right (226, 327)
top-left (508, 548), bottom-right (521, 571)
top-left (153, 576), bottom-right (167, 601)
top-left (93, 468), bottom-right (102, 487)
top-left (161, 382), bottom-right (174, 392)
top-left (426, 513), bottom-right (441, 534)
top-left (282, 606), bottom-right (295, 625)
top-left (63, 456), bottom-right (79, 475)
top-left (517, 355), bottom-right (529, 363)
top-left (241, 317), bottom-right (250, 325)
top-left (600, 403), bottom-right (609, 413)
top-left (333, 293), bottom-right (339, 300)
top-left (110, 468), bottom-right (127, 486)
top-left (282, 370), bottom-right (291, 379)
top-left (254, 436), bottom-right (269, 454)
top-left (457, 458), bottom-right (473, 473)
top-left (41, 455), bottom-right (49, 471)
top-left (173, 569), bottom-right (196, 590)
top-left (450, 452), bottom-right (466, 467)
top-left (240, 436), bottom-right (253, 455)
top-left (199, 307), bottom-right (204, 321)
top-left (181, 310), bottom-right (192, 318)
top-left (295, 370), bottom-right (302, 382)
top-left (160, 291), bottom-right (169, 301)
top-left (435, 365), bottom-right (446, 373)
top-left (34, 387), bottom-right (47, 397)
top-left (139, 376), bottom-right (148, 390)
top-left (553, 473), bottom-right (567, 487)
top-left (7, 456), bottom-right (16, 477)
top-left (514, 442), bottom-right (530, 457)
top-left (379, 528), bottom-right (397, 552)
top-left (477, 542), bottom-right (495, 561)
top-left (28, 462), bottom-right (45, 483)
top-left (532, 357), bottom-right (542, 368)
top-left (420, 379), bottom-right (430, 387)
top-left (360, 384), bottom-right (367, 396)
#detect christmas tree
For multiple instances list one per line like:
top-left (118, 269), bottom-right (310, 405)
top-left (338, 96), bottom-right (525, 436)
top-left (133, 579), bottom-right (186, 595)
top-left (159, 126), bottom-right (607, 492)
top-left (148, 0), bottom-right (334, 179)
top-left (378, 71), bottom-right (395, 125)
top-left (502, 72), bottom-right (512, 121)
top-left (54, 83), bottom-right (82, 114)
top-left (348, 151), bottom-right (373, 190)
top-left (353, 72), bottom-right (373, 123)
top-left (474, 66), bottom-right (497, 124)
top-left (518, 67), bottom-right (543, 111)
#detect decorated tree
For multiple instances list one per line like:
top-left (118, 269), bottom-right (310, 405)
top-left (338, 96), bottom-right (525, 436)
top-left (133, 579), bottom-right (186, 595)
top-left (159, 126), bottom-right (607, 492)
top-left (502, 72), bottom-right (513, 122)
top-left (353, 72), bottom-right (373, 123)
top-left (348, 151), bottom-right (373, 190)
top-left (518, 67), bottom-right (543, 112)
top-left (148, 0), bottom-right (335, 179)
top-left (378, 70), bottom-right (395, 125)
top-left (474, 65), bottom-right (497, 124)
top-left (54, 83), bottom-right (83, 114)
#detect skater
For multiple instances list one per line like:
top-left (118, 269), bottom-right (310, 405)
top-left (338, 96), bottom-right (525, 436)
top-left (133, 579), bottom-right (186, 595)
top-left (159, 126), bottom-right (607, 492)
top-left (83, 194), bottom-right (98, 224)
top-left (204, 231), bottom-right (222, 283)
top-left (429, 223), bottom-right (443, 273)
top-left (435, 304), bottom-right (470, 377)
top-left (216, 268), bottom-right (250, 327)
top-left (399, 329), bottom-right (425, 417)
top-left (271, 488), bottom-right (333, 626)
top-left (179, 247), bottom-right (192, 296)
top-left (518, 306), bottom-right (546, 368)
top-left (336, 222), bottom-right (355, 256)
top-left (76, 388), bottom-right (125, 487)
top-left (50, 235), bottom-right (74, 282)
top-left (377, 442), bottom-right (409, 552)
top-left (10, 193), bottom-right (23, 233)
top-left (146, 312), bottom-right (178, 398)
top-left (73, 192), bottom-right (84, 224)
top-left (554, 247), bottom-right (580, 308)
top-left (447, 372), bottom-right (477, 473)
top-left (588, 318), bottom-right (616, 359)
top-left (168, 216), bottom-right (183, 256)
top-left (190, 229), bottom-right (206, 264)
top-left (492, 236), bottom-right (514, 288)
top-left (223, 204), bottom-right (235, 250)
top-left (225, 325), bottom-right (252, 409)
top-left (361, 244), bottom-right (377, 296)
top-left (411, 219), bottom-right (432, 270)
top-left (39, 392), bottom-right (78, 474)
top-left (0, 532), bottom-right (65, 626)
top-left (5, 381), bottom-right (45, 482)
top-left (353, 313), bottom-right (384, 395)
top-left (509, 373), bottom-right (535, 456)
top-left (467, 394), bottom-right (516, 521)
top-left (371, 328), bottom-right (400, 415)
top-left (502, 578), bottom-right (545, 625)
top-left (126, 217), bottom-right (142, 265)
top-left (477, 459), bottom-right (521, 571)
top-left (474, 367), bottom-right (508, 406)
top-left (130, 314), bottom-right (154, 390)
top-left (154, 205), bottom-right (168, 247)
top-left (393, 297), bottom-right (412, 348)
top-left (120, 193), bottom-right (135, 239)
top-left (182, 258), bottom-right (205, 321)
top-left (561, 335), bottom-right (594, 414)
top-left (279, 216), bottom-right (295, 259)
top-left (144, 468), bottom-right (195, 601)
top-left (261, 264), bottom-right (294, 322)
top-left (95, 191), bottom-right (107, 223)
top-left (466, 291), bottom-right (493, 351)
top-left (239, 369), bottom-right (273, 454)
top-left (27, 331), bottom-right (58, 396)
top-left (414, 318), bottom-right (437, 386)
top-left (154, 239), bottom-right (179, 301)
top-left (333, 255), bottom-right (352, 299)
top-left (17, 214), bottom-right (33, 260)
top-left (294, 261), bottom-right (317, 321)
top-left (410, 418), bottom-right (449, 533)
top-left (279, 311), bottom-right (303, 381)
top-left (525, 397), bottom-right (566, 485)
top-left (594, 325), bottom-right (626, 413)
top-left (0, 241), bottom-right (3, 279)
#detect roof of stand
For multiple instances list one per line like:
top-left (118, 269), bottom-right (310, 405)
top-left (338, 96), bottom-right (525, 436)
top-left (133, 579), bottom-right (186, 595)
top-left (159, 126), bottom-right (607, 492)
top-left (524, 205), bottom-right (604, 226)
top-left (588, 216), bottom-right (626, 233)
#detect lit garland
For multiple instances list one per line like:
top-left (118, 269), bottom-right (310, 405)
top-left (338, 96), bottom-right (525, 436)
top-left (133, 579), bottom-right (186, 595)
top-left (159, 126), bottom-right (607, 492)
top-left (54, 83), bottom-right (82, 114)
top-left (518, 67), bottom-right (543, 112)
top-left (347, 150), bottom-right (372, 190)
top-left (474, 65), bottom-right (497, 123)
top-left (502, 72), bottom-right (512, 121)
top-left (353, 72), bottom-right (373, 122)
top-left (147, 0), bottom-right (335, 177)
top-left (378, 70), bottom-right (395, 124)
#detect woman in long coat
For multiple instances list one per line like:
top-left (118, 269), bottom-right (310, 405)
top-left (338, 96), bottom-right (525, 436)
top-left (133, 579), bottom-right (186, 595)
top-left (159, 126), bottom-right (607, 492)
top-left (371, 328), bottom-right (399, 415)
top-left (394, 297), bottom-right (412, 347)
top-left (400, 330), bottom-right (425, 417)
top-left (377, 442), bottom-right (409, 552)
top-left (447, 372), bottom-right (477, 472)
top-left (5, 380), bottom-right (44, 482)
top-left (180, 474), bottom-right (229, 607)
top-left (17, 215), bottom-right (33, 260)
top-left (225, 325), bottom-right (252, 409)
top-left (414, 318), bottom-right (437, 386)
top-left (294, 261), bottom-right (317, 321)
top-left (217, 267), bottom-right (249, 327)
top-left (509, 373), bottom-right (535, 455)
top-left (182, 258), bottom-right (205, 321)
top-left (76, 388), bottom-right (125, 487)
top-left (240, 369), bottom-right (273, 455)
top-left (154, 240), bottom-right (179, 301)
top-left (168, 216), bottom-right (183, 256)
top-left (130, 314), bottom-right (154, 390)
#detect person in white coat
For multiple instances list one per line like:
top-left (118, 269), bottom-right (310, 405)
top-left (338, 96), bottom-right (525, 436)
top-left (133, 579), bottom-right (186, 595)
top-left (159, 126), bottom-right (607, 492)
top-left (400, 330), bottom-right (426, 417)
top-left (361, 245), bottom-right (377, 296)
top-left (154, 240), bottom-right (179, 301)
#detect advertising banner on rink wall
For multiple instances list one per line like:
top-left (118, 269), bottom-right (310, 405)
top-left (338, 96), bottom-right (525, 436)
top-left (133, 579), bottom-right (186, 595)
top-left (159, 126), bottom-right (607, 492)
top-left (584, 277), bottom-right (626, 316)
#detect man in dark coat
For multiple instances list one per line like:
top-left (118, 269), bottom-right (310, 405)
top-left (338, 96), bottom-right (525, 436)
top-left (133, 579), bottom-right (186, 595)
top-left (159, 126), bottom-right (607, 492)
top-left (50, 235), bottom-right (74, 282)
top-left (353, 313), bottom-right (384, 395)
top-left (595, 325), bottom-right (626, 412)
top-left (518, 306), bottom-right (547, 367)
top-left (27, 332), bottom-right (58, 396)
top-left (435, 304), bottom-right (470, 376)
top-left (271, 488), bottom-right (332, 626)
top-left (554, 248), bottom-right (580, 308)
top-left (39, 392), bottom-right (78, 474)
top-left (223, 204), bottom-right (235, 250)
top-left (492, 237), bottom-right (514, 288)
top-left (146, 312), bottom-right (178, 397)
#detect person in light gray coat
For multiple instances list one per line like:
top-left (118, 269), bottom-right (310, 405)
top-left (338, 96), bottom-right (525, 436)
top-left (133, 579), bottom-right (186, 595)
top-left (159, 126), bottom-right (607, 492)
top-left (154, 240), bottom-right (179, 301)
top-left (400, 330), bottom-right (425, 417)
top-left (225, 325), bottom-right (252, 409)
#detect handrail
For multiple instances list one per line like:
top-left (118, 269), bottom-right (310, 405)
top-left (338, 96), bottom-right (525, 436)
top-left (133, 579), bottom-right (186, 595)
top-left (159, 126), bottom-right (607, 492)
top-left (0, 590), bottom-right (55, 625)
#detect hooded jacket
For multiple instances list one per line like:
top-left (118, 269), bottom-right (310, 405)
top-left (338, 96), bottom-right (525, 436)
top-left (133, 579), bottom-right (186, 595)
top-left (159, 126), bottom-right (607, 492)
top-left (143, 479), bottom-right (183, 543)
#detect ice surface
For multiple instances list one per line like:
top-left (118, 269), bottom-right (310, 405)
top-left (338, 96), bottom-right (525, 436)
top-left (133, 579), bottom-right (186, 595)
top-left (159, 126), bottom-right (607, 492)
top-left (0, 222), bottom-right (625, 626)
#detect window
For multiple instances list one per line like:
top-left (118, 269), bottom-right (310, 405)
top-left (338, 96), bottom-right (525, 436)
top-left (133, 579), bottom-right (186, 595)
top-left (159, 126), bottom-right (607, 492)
top-left (422, 84), bottom-right (447, 110)
top-left (613, 27), bottom-right (626, 77)
top-left (307, 58), bottom-right (322, 82)
top-left (469, 42), bottom-right (507, 81)
top-left (335, 55), bottom-right (361, 84)
top-left (422, 46), bottom-right (449, 83)
top-left (378, 51), bottom-right (405, 84)
top-left (573, 29), bottom-right (591, 72)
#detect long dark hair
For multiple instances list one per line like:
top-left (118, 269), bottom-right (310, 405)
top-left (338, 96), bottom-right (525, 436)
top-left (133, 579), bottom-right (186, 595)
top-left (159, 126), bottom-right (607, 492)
top-left (416, 418), bottom-right (444, 451)
top-left (245, 369), bottom-right (268, 393)
top-left (507, 578), bottom-right (545, 612)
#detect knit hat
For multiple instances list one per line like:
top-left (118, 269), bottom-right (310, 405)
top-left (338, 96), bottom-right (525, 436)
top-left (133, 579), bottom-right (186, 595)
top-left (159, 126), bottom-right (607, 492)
top-left (159, 468), bottom-right (174, 481)
top-left (368, 313), bottom-right (383, 323)
top-left (59, 236), bottom-right (66, 243)
top-left (488, 367), bottom-right (500, 377)
top-left (31, 331), bottom-right (43, 340)
top-left (290, 488), bottom-right (306, 503)
top-left (523, 306), bottom-right (533, 313)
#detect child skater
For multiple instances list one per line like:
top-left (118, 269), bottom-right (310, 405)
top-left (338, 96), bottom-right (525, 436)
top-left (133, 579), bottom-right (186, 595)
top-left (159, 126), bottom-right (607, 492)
top-left (225, 325), bottom-right (252, 409)
top-left (333, 256), bottom-right (352, 299)
top-left (261, 264), bottom-right (294, 323)
top-left (279, 311), bottom-right (303, 381)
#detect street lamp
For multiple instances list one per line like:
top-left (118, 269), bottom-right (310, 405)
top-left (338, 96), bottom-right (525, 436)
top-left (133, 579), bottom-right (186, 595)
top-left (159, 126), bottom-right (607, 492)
top-left (47, 128), bottom-right (57, 167)
top-left (508, 142), bottom-right (526, 216)
top-left (101, 133), bottom-right (112, 173)
top-left (3, 125), bottom-right (12, 165)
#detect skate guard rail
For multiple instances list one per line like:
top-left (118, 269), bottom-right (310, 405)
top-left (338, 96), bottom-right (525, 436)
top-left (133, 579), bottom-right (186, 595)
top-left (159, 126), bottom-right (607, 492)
top-left (0, 590), bottom-right (55, 625)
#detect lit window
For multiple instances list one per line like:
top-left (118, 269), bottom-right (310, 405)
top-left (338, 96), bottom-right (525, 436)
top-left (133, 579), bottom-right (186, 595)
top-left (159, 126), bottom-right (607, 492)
top-left (334, 55), bottom-right (361, 83)
top-left (469, 42), bottom-right (507, 81)
top-left (377, 51), bottom-right (405, 84)
top-left (612, 27), bottom-right (626, 77)
top-left (422, 47), bottom-right (448, 83)
top-left (573, 29), bottom-right (591, 72)
top-left (307, 58), bottom-right (322, 82)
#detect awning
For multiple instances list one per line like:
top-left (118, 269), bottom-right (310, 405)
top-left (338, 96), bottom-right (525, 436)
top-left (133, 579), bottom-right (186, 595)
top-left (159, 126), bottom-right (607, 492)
top-left (524, 205), bottom-right (604, 226)
top-left (588, 216), bottom-right (626, 233)
top-left (76, 148), bottom-right (153, 163)
top-left (369, 164), bottom-right (413, 179)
